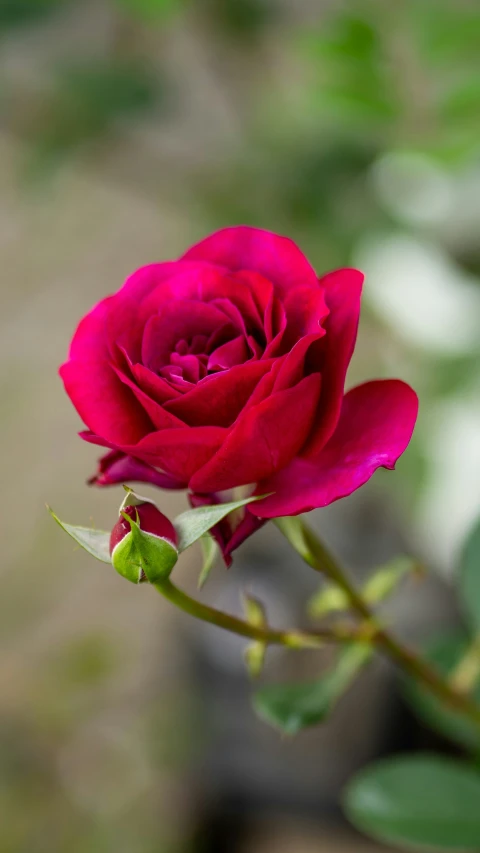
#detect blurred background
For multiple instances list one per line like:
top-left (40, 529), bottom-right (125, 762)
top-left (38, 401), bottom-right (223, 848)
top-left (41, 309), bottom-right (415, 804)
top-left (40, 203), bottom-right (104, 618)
top-left (1, 0), bottom-right (479, 850)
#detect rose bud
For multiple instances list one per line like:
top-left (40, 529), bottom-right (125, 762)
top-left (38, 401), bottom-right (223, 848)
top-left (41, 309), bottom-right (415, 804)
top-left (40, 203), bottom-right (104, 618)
top-left (110, 502), bottom-right (178, 585)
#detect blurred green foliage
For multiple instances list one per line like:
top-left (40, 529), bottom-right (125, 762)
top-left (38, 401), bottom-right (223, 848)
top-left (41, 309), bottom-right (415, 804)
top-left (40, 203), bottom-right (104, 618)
top-left (0, 0), bottom-right (68, 28)
top-left (29, 60), bottom-right (159, 172)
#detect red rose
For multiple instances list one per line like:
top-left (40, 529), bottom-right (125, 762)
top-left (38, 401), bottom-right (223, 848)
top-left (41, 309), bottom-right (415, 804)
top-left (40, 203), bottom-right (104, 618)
top-left (60, 227), bottom-right (418, 562)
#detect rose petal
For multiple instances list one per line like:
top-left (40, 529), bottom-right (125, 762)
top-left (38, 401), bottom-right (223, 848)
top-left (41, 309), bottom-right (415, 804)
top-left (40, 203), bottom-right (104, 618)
top-left (182, 226), bottom-right (318, 297)
top-left (207, 335), bottom-right (250, 371)
top-left (112, 365), bottom-right (187, 430)
top-left (252, 379), bottom-right (418, 517)
top-left (90, 449), bottom-right (185, 489)
top-left (139, 265), bottom-right (262, 333)
top-left (190, 373), bottom-right (322, 492)
top-left (60, 359), bottom-right (152, 445)
top-left (282, 283), bottom-right (329, 349)
top-left (132, 363), bottom-right (182, 402)
top-left (302, 268), bottom-right (364, 456)
top-left (164, 359), bottom-right (274, 427)
top-left (141, 301), bottom-right (234, 371)
top-left (124, 426), bottom-right (227, 483)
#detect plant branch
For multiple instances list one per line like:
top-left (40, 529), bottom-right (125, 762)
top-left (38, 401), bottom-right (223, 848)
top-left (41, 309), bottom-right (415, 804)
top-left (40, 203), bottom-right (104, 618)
top-left (295, 520), bottom-right (480, 726)
top-left (154, 578), bottom-right (372, 649)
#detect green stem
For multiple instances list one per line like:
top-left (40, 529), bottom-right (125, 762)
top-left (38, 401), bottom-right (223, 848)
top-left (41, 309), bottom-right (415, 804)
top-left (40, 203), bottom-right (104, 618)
top-left (294, 520), bottom-right (480, 726)
top-left (154, 578), bottom-right (368, 649)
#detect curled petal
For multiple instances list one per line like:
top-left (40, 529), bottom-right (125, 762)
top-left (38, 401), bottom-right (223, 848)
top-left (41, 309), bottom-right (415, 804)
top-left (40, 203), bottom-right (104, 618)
top-left (252, 379), bottom-right (418, 518)
top-left (90, 450), bottom-right (185, 489)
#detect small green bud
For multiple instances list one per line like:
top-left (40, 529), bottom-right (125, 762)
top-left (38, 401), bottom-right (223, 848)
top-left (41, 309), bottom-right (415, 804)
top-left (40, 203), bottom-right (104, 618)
top-left (110, 502), bottom-right (178, 584)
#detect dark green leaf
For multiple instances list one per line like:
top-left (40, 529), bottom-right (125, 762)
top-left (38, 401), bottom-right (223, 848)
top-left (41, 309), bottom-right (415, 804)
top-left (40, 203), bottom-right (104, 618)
top-left (345, 754), bottom-right (480, 851)
top-left (48, 507), bottom-right (111, 563)
top-left (253, 644), bottom-right (371, 734)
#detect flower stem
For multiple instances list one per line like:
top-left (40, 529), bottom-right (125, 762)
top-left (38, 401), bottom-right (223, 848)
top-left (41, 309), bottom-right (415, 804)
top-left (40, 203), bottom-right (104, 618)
top-left (154, 578), bottom-right (370, 649)
top-left (293, 520), bottom-right (480, 726)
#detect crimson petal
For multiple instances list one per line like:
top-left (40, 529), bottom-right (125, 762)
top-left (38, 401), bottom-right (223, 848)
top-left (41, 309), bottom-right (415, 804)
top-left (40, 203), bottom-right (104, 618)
top-left (60, 359), bottom-right (152, 445)
top-left (182, 226), bottom-right (318, 298)
top-left (252, 380), bottom-right (418, 518)
top-left (190, 373), bottom-right (322, 492)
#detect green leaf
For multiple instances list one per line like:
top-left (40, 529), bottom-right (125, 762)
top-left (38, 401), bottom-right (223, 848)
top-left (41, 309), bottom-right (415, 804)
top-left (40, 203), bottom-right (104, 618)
top-left (198, 534), bottom-right (219, 590)
top-left (404, 633), bottom-right (480, 755)
top-left (308, 584), bottom-right (349, 618)
top-left (174, 496), bottom-right (265, 553)
top-left (459, 516), bottom-right (480, 633)
top-left (253, 644), bottom-right (372, 734)
top-left (345, 754), bottom-right (480, 851)
top-left (309, 556), bottom-right (418, 618)
top-left (48, 507), bottom-right (111, 563)
top-left (362, 556), bottom-right (419, 603)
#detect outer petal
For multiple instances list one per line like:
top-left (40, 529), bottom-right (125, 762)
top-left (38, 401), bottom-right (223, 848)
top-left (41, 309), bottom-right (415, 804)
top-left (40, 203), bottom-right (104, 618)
top-left (252, 379), bottom-right (418, 518)
top-left (182, 226), bottom-right (318, 298)
top-left (189, 373), bottom-right (322, 493)
top-left (60, 359), bottom-right (152, 445)
top-left (303, 268), bottom-right (364, 456)
top-left (89, 450), bottom-right (185, 489)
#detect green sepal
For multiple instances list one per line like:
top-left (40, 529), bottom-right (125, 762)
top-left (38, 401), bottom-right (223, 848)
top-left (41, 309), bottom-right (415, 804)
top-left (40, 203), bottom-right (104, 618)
top-left (174, 495), bottom-right (267, 553)
top-left (198, 534), bottom-right (219, 590)
top-left (48, 506), bottom-right (110, 563)
top-left (112, 511), bottom-right (178, 585)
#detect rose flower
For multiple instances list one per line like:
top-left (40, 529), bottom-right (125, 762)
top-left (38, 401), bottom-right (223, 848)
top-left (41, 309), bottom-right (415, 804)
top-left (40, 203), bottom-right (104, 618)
top-left (60, 227), bottom-right (418, 563)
